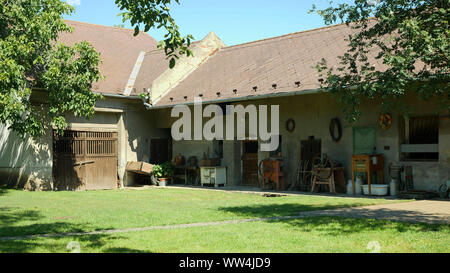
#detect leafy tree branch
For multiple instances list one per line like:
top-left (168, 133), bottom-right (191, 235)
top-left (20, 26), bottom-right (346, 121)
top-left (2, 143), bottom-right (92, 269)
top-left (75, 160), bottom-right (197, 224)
top-left (0, 0), bottom-right (102, 138)
top-left (115, 0), bottom-right (194, 68)
top-left (311, 0), bottom-right (449, 122)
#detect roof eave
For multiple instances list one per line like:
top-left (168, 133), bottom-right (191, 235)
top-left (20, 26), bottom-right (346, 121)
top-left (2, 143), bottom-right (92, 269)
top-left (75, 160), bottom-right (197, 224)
top-left (145, 87), bottom-right (326, 110)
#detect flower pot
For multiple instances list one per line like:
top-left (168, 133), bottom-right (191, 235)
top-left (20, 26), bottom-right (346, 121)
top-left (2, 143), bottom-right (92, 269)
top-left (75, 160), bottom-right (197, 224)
top-left (158, 178), bottom-right (169, 187)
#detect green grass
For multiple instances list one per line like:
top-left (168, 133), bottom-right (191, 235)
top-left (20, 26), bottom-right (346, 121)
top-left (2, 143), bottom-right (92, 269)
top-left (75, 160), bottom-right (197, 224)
top-left (1, 217), bottom-right (448, 253)
top-left (0, 186), bottom-right (402, 239)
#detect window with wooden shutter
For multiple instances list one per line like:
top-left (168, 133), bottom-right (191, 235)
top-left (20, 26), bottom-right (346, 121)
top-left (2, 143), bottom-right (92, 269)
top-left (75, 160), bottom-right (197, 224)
top-left (400, 116), bottom-right (439, 161)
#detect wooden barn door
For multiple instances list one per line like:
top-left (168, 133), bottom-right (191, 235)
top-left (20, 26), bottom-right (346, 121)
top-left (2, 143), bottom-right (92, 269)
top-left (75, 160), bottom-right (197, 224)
top-left (242, 140), bottom-right (259, 186)
top-left (53, 130), bottom-right (118, 191)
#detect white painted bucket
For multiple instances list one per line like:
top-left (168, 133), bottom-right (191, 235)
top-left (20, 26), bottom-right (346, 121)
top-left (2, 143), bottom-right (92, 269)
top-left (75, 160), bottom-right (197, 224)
top-left (362, 184), bottom-right (389, 196)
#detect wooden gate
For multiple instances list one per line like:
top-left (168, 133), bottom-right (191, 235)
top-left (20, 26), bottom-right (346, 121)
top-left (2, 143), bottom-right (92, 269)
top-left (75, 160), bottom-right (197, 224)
top-left (53, 130), bottom-right (118, 191)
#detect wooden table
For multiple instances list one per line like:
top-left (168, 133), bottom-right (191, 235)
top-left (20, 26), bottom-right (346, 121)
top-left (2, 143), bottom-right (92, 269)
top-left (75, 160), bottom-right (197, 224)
top-left (352, 154), bottom-right (384, 195)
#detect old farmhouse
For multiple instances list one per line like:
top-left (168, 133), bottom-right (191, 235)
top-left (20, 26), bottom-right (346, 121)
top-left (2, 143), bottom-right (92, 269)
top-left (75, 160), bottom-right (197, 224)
top-left (1, 20), bottom-right (449, 193)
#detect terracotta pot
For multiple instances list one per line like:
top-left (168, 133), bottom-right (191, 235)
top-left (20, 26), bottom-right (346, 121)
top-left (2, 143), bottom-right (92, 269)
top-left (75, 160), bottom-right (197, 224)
top-left (158, 178), bottom-right (169, 187)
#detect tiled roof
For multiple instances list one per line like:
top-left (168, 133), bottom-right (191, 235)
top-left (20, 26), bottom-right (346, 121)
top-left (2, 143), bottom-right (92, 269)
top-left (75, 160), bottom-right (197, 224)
top-left (152, 23), bottom-right (385, 107)
top-left (59, 20), bottom-right (158, 95)
top-left (133, 49), bottom-right (170, 95)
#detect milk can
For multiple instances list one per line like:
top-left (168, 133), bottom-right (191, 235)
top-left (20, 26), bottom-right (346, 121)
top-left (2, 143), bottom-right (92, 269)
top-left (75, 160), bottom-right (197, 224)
top-left (390, 179), bottom-right (398, 196)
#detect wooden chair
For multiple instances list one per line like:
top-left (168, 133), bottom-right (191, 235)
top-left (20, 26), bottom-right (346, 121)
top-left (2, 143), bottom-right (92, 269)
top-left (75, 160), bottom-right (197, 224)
top-left (310, 154), bottom-right (335, 193)
top-left (311, 167), bottom-right (336, 193)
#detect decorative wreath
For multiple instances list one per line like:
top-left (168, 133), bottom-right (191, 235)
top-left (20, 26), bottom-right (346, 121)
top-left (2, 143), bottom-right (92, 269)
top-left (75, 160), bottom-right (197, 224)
top-left (286, 119), bottom-right (296, 133)
top-left (329, 118), bottom-right (342, 143)
top-left (379, 113), bottom-right (392, 130)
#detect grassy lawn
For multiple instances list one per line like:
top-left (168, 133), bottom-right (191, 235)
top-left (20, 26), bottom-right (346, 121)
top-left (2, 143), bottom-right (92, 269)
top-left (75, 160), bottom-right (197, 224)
top-left (2, 186), bottom-right (448, 253)
top-left (1, 186), bottom-right (402, 238)
top-left (1, 217), bottom-right (448, 253)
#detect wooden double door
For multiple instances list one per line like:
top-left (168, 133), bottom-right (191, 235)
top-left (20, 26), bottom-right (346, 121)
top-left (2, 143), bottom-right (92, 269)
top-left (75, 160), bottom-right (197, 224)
top-left (53, 130), bottom-right (118, 191)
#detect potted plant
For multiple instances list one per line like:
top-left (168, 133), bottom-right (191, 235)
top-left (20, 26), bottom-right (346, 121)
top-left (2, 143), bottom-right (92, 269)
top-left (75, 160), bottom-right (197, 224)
top-left (152, 162), bottom-right (174, 187)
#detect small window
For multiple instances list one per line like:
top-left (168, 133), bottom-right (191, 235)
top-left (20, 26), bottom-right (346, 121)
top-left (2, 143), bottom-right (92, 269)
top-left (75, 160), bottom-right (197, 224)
top-left (401, 116), bottom-right (439, 161)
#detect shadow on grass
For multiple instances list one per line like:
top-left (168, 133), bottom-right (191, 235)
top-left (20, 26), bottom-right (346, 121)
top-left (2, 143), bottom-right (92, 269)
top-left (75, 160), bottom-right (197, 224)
top-left (0, 233), bottom-right (142, 253)
top-left (268, 216), bottom-right (448, 236)
top-left (217, 203), bottom-right (367, 218)
top-left (0, 207), bottom-right (147, 253)
top-left (0, 186), bottom-right (10, 196)
top-left (0, 207), bottom-right (95, 238)
top-left (219, 203), bottom-right (450, 234)
top-left (103, 247), bottom-right (148, 253)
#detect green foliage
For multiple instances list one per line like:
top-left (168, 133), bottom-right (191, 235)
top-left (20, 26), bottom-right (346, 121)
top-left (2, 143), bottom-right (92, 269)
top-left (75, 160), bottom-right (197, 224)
top-left (311, 0), bottom-right (449, 122)
top-left (0, 0), bottom-right (103, 137)
top-left (152, 162), bottom-right (174, 178)
top-left (115, 0), bottom-right (194, 69)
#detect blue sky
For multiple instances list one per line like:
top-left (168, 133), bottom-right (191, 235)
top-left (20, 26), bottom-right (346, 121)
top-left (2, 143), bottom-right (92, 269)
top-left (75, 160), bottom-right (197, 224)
top-left (65, 0), bottom-right (343, 46)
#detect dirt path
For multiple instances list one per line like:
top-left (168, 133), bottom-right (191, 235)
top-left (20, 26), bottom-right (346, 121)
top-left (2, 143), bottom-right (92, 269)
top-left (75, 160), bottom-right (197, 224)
top-left (302, 200), bottom-right (450, 224)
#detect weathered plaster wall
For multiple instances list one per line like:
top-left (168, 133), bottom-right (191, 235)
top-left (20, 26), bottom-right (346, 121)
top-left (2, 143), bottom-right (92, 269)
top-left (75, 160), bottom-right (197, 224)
top-left (154, 105), bottom-right (245, 185)
top-left (0, 96), bottom-right (170, 190)
top-left (0, 104), bottom-right (53, 191)
top-left (252, 93), bottom-right (448, 192)
top-left (154, 92), bottom-right (449, 192)
top-left (123, 109), bottom-right (169, 186)
top-left (5, 90), bottom-right (446, 191)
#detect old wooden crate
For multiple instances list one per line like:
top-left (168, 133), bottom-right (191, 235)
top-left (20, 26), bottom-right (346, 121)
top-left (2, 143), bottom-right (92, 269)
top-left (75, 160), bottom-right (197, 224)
top-left (126, 161), bottom-right (154, 175)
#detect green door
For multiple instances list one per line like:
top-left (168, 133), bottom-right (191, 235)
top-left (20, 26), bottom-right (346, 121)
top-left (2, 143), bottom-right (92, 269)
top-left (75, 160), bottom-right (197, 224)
top-left (353, 127), bottom-right (377, 155)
